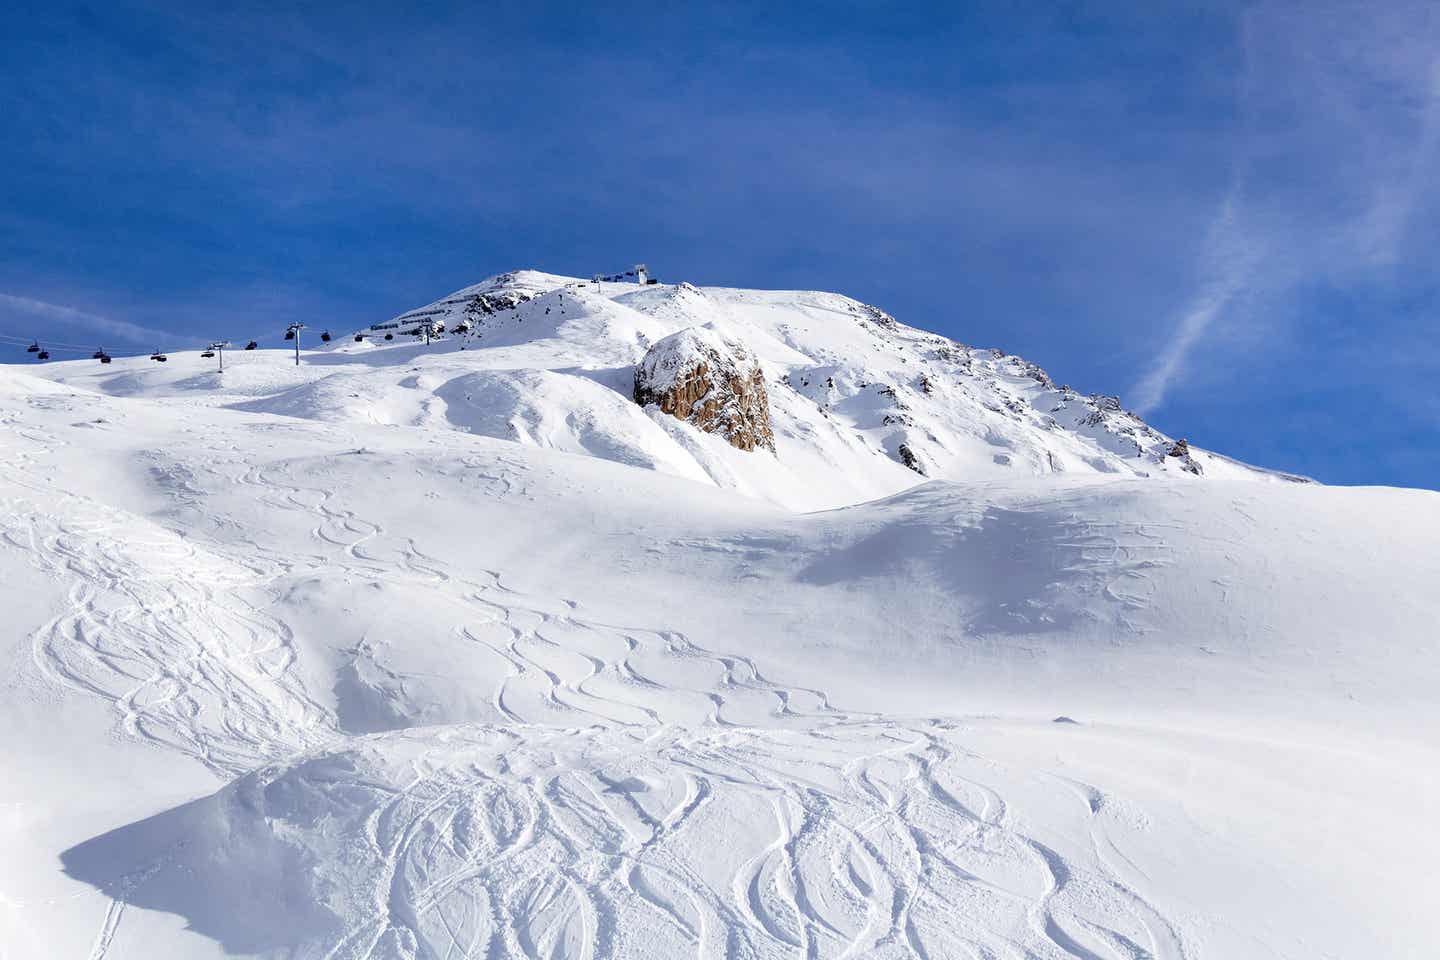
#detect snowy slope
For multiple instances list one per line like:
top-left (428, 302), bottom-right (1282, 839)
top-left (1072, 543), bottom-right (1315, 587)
top-left (31, 270), bottom-right (1304, 511)
top-left (1, 273), bottom-right (1432, 960)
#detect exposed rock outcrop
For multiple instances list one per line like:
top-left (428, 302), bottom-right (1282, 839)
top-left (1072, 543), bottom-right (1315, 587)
top-left (633, 327), bottom-right (776, 453)
top-left (1167, 438), bottom-right (1203, 475)
top-left (464, 289), bottom-right (532, 318)
top-left (897, 442), bottom-right (926, 475)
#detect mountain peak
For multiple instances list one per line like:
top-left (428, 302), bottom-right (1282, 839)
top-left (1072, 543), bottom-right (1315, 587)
top-left (357, 268), bottom-right (1305, 501)
top-left (26, 268), bottom-right (1309, 512)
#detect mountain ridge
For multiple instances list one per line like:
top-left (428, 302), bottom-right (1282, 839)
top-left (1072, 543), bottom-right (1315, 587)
top-left (373, 268), bottom-right (1313, 493)
top-left (25, 267), bottom-right (1312, 513)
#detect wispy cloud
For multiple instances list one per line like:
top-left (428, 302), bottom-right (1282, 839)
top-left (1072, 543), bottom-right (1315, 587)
top-left (0, 293), bottom-right (171, 346)
top-left (1358, 57), bottom-right (1440, 266)
top-left (1131, 1), bottom-right (1440, 416)
top-left (1131, 184), bottom-right (1258, 414)
top-left (1131, 6), bottom-right (1263, 416)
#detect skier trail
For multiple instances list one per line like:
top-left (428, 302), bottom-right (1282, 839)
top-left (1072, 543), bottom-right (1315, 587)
top-left (1, 411), bottom-right (1187, 960)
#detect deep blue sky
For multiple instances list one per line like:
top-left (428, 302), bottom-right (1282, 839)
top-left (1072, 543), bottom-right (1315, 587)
top-left (2, 1), bottom-right (1437, 488)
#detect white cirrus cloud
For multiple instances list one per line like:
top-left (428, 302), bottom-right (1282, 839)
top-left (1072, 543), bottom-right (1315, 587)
top-left (0, 293), bottom-right (172, 346)
top-left (1132, 0), bottom-right (1440, 416)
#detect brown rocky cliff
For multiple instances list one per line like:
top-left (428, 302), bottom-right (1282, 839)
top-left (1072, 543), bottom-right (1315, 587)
top-left (633, 328), bottom-right (777, 453)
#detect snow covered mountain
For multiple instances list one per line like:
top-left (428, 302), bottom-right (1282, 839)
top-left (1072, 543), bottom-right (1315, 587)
top-left (1, 270), bottom-right (1433, 960)
top-left (363, 270), bottom-right (1305, 505)
top-left (33, 269), bottom-right (1301, 512)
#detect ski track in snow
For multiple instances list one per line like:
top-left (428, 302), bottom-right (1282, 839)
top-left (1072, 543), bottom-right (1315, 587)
top-left (0, 398), bottom-right (1187, 960)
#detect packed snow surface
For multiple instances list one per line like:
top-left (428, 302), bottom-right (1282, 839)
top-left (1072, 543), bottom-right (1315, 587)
top-left (1, 270), bottom-right (1434, 960)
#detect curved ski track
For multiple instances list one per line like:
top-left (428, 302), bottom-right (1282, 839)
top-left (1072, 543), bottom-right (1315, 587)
top-left (0, 399), bottom-right (1188, 960)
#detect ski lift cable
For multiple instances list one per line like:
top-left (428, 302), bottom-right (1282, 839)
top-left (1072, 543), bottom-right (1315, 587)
top-left (4, 326), bottom-right (292, 352)
top-left (6, 312), bottom-right (460, 359)
top-left (0, 332), bottom-right (117, 351)
top-left (0, 338), bottom-right (96, 355)
top-left (1, 331), bottom-right (186, 355)
top-left (4, 331), bottom-right (253, 357)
